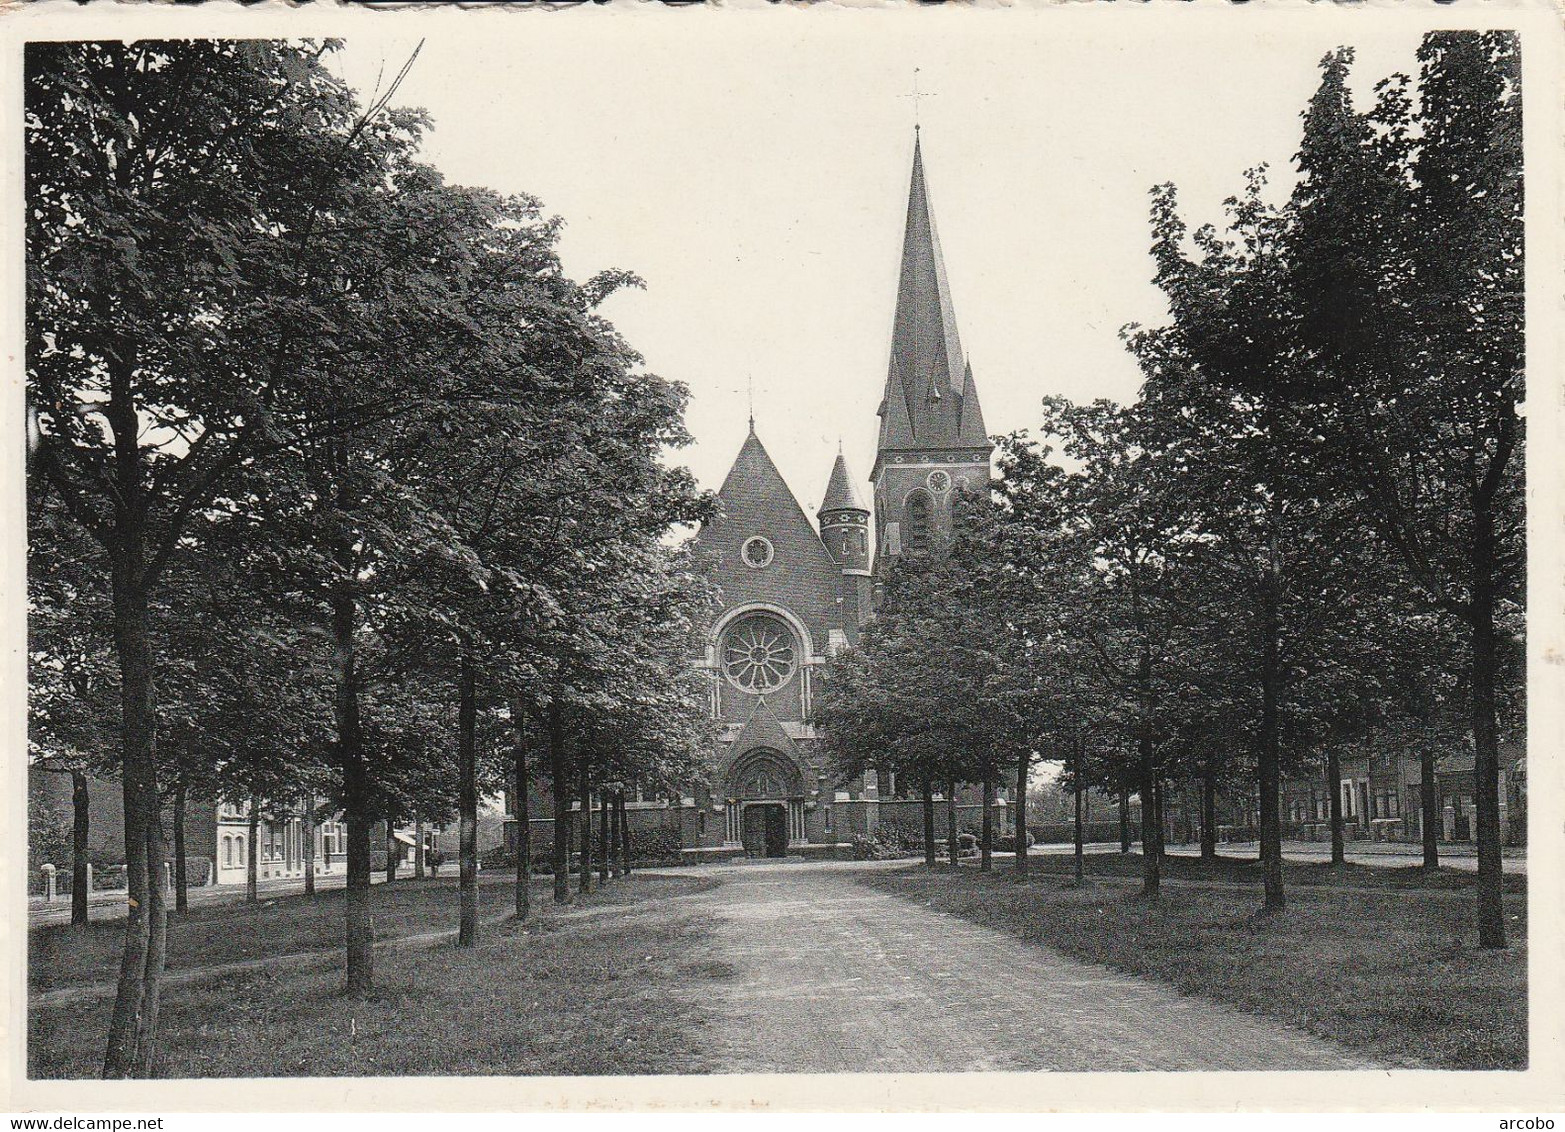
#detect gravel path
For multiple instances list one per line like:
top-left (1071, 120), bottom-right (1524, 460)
top-left (661, 860), bottom-right (1375, 1073)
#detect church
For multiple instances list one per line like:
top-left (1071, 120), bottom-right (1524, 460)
top-left (493, 132), bottom-right (1015, 862)
top-left (681, 130), bottom-right (1006, 858)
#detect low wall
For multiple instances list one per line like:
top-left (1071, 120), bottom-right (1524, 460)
top-left (874, 799), bottom-right (1014, 842)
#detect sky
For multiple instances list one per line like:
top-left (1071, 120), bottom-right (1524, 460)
top-left (330, 12), bottom-right (1431, 513)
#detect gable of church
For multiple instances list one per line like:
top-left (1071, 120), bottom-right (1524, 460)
top-left (696, 430), bottom-right (848, 661)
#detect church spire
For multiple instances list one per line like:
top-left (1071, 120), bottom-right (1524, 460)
top-left (869, 132), bottom-right (993, 583)
top-left (876, 131), bottom-right (988, 454)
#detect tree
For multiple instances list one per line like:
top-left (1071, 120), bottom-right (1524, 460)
top-left (28, 494), bottom-right (119, 926)
top-left (819, 491), bottom-right (1050, 875)
top-left (1284, 34), bottom-right (1523, 947)
top-left (25, 39), bottom-right (438, 1074)
top-left (1008, 405), bottom-right (1202, 899)
top-left (1133, 34), bottom-right (1523, 939)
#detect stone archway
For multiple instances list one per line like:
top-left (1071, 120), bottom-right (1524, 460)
top-left (724, 747), bottom-right (807, 850)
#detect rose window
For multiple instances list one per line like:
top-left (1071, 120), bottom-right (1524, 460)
top-left (721, 615), bottom-right (797, 692)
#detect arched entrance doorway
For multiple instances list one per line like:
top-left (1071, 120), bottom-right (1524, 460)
top-left (741, 803), bottom-right (789, 858)
top-left (724, 747), bottom-right (807, 857)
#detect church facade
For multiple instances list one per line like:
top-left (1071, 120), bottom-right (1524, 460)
top-left (683, 131), bottom-right (1003, 858)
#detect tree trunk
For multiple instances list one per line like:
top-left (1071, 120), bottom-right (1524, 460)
top-left (1200, 758), bottom-right (1218, 861)
top-left (979, 770), bottom-right (994, 874)
top-left (1469, 531), bottom-right (1506, 948)
top-left (71, 770), bottom-right (90, 928)
top-left (414, 816), bottom-right (425, 881)
top-left (921, 776), bottom-right (936, 868)
top-left (1327, 746), bottom-right (1345, 866)
top-left (458, 647), bottom-right (478, 947)
top-left (1420, 742), bottom-right (1440, 870)
top-left (619, 791), bottom-right (633, 875)
top-left (1257, 564), bottom-right (1285, 914)
top-left (334, 588), bottom-right (374, 999)
top-left (598, 788), bottom-right (611, 885)
top-left (137, 787), bottom-right (168, 1079)
top-left (1138, 734), bottom-right (1159, 899)
top-left (621, 792), bottom-right (631, 876)
top-left (1073, 754), bottom-right (1085, 885)
top-left (385, 825), bottom-right (398, 884)
top-left (246, 798), bottom-right (260, 903)
top-left (102, 569), bottom-right (166, 1078)
top-left (1118, 781), bottom-right (1131, 854)
top-left (578, 760), bottom-right (594, 896)
top-left (515, 708), bottom-right (532, 921)
top-left (1135, 612), bottom-right (1161, 899)
top-left (1014, 750), bottom-right (1029, 877)
top-left (172, 781), bottom-right (188, 913)
top-left (604, 789), bottom-right (616, 876)
top-left (946, 780), bottom-right (959, 866)
top-left (548, 704), bottom-right (572, 905)
top-left (1156, 785), bottom-right (1166, 846)
top-left (302, 795), bottom-right (316, 897)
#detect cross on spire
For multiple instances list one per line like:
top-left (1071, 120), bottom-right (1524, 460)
top-left (900, 67), bottom-right (936, 131)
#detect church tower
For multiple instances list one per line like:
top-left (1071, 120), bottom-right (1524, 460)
top-left (871, 130), bottom-right (992, 578)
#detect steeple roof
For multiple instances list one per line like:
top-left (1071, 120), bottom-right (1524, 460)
top-left (818, 449), bottom-right (868, 515)
top-left (877, 133), bottom-right (990, 452)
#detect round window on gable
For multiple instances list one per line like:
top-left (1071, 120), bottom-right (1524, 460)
top-left (721, 613), bottom-right (798, 692)
top-left (741, 536), bottom-right (774, 569)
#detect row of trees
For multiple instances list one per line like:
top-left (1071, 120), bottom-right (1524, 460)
top-left (817, 32), bottom-right (1523, 943)
top-left (27, 40), bottom-right (714, 1078)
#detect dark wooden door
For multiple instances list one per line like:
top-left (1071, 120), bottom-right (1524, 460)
top-left (742, 805), bottom-right (768, 857)
top-left (765, 805), bottom-right (788, 858)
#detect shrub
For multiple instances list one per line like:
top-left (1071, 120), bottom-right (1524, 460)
top-left (630, 825), bottom-right (685, 865)
top-left (876, 819), bottom-right (926, 853)
top-left (1029, 821), bottom-right (1132, 845)
top-left (982, 828), bottom-right (1031, 850)
top-left (182, 857), bottom-right (212, 887)
top-left (851, 839), bottom-right (888, 864)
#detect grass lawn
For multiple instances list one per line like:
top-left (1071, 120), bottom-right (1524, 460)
top-left (1018, 849), bottom-right (1528, 894)
top-left (29, 873), bottom-right (725, 1078)
top-left (30, 871), bottom-right (668, 993)
top-left (863, 864), bottom-right (1526, 1070)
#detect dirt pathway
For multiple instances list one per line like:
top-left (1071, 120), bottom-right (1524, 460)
top-left (660, 860), bottom-right (1374, 1072)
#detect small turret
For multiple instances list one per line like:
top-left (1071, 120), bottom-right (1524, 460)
top-left (818, 449), bottom-right (870, 576)
top-left (818, 448), bottom-right (873, 633)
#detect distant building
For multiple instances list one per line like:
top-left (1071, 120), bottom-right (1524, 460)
top-left (28, 766), bottom-right (437, 892)
top-left (1154, 741), bottom-right (1526, 849)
